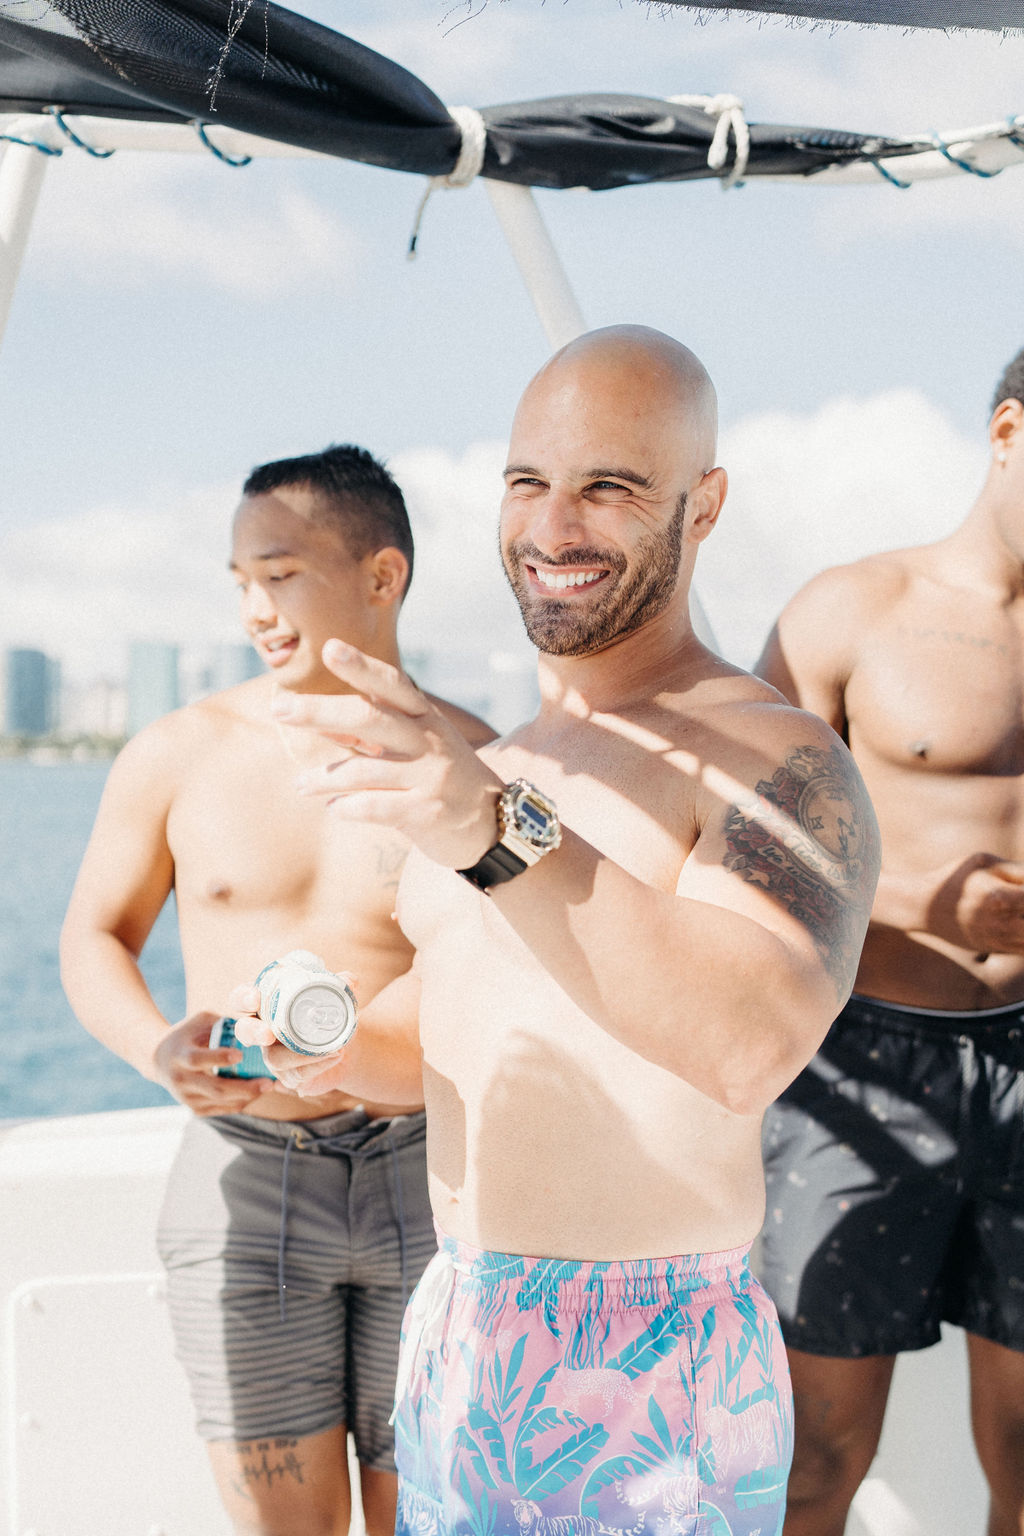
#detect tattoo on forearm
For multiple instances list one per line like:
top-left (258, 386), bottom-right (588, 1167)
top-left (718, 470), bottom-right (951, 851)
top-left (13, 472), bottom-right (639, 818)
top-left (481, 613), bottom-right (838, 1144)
top-left (723, 742), bottom-right (878, 999)
top-left (231, 1438), bottom-right (306, 1497)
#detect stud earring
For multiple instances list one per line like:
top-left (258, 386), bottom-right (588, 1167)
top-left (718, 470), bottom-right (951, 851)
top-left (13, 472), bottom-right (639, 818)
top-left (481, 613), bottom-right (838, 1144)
top-left (998, 451), bottom-right (1007, 465)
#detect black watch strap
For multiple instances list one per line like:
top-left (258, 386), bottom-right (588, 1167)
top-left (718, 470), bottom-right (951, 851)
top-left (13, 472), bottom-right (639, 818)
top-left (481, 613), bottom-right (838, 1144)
top-left (457, 841), bottom-right (529, 892)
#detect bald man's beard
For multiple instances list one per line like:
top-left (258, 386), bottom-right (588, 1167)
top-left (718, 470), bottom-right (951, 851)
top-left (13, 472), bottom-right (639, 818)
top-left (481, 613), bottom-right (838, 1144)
top-left (502, 496), bottom-right (686, 658)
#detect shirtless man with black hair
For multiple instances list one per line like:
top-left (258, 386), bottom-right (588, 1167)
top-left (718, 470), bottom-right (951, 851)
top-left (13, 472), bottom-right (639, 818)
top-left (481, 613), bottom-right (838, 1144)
top-left (61, 444), bottom-right (493, 1536)
top-left (235, 327), bottom-right (879, 1536)
top-left (757, 346), bottom-right (1024, 1536)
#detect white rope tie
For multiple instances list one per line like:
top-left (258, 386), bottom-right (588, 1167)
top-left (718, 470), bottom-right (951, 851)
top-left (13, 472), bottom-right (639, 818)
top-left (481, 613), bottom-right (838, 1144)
top-left (669, 93), bottom-right (750, 190)
top-left (408, 104), bottom-right (488, 258)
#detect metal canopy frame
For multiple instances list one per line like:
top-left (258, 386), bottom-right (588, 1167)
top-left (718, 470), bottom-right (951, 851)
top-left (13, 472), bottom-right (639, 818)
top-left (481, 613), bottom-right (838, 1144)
top-left (2, 106), bottom-right (1022, 351)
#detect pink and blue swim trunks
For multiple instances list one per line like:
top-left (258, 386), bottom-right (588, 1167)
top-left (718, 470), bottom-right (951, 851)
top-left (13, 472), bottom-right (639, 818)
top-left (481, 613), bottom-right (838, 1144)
top-left (393, 1228), bottom-right (792, 1535)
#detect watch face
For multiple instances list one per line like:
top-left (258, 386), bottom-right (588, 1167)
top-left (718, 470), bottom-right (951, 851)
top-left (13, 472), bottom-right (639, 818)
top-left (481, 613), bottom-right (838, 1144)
top-left (506, 779), bottom-right (561, 852)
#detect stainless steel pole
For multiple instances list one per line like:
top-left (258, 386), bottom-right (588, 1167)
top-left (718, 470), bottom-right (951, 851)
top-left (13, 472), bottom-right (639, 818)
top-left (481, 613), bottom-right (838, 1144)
top-left (483, 179), bottom-right (586, 351)
top-left (0, 139), bottom-right (49, 352)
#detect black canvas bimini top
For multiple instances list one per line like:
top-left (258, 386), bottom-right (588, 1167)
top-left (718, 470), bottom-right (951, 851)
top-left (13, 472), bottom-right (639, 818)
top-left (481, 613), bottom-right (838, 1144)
top-left (0, 0), bottom-right (1019, 190)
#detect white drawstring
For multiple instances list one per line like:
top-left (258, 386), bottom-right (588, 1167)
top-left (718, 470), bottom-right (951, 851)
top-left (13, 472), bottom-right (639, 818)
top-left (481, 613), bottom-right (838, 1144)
top-left (389, 1247), bottom-right (459, 1422)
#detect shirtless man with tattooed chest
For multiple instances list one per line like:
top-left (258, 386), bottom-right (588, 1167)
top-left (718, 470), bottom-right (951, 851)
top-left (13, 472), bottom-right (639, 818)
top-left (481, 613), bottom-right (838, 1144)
top-left (236, 327), bottom-right (880, 1536)
top-left (758, 347), bottom-right (1024, 1536)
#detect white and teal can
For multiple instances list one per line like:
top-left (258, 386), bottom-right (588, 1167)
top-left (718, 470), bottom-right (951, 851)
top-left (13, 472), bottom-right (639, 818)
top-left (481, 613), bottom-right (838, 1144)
top-left (255, 949), bottom-right (358, 1057)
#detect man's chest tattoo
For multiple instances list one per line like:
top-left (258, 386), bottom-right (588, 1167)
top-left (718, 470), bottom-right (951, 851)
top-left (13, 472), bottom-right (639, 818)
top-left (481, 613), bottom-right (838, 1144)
top-left (894, 621), bottom-right (1010, 656)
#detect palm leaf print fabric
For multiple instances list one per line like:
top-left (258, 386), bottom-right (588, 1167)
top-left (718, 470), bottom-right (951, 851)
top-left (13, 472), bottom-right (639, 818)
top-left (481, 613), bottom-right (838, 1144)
top-left (394, 1232), bottom-right (792, 1535)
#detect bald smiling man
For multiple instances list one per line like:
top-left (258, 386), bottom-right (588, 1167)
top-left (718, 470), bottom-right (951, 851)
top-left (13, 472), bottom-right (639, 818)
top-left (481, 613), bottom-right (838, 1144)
top-left (235, 327), bottom-right (881, 1536)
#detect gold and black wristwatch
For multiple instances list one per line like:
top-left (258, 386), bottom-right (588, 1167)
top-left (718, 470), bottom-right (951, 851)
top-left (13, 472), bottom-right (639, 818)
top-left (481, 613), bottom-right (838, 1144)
top-left (457, 778), bottom-right (561, 892)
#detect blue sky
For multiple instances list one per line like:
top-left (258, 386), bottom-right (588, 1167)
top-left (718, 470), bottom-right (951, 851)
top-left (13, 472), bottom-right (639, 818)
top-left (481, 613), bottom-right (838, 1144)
top-left (2, 0), bottom-right (1023, 689)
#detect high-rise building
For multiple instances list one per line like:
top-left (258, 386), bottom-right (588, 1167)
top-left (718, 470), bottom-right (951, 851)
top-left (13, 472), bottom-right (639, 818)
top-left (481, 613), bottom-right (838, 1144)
top-left (61, 676), bottom-right (128, 738)
top-left (127, 641), bottom-right (180, 737)
top-left (179, 643), bottom-right (263, 705)
top-left (211, 642), bottom-right (263, 691)
top-left (4, 648), bottom-right (60, 736)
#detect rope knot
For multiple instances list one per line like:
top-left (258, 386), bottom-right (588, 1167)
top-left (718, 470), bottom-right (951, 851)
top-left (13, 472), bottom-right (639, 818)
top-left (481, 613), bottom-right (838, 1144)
top-left (669, 92), bottom-right (750, 189)
top-left (408, 105), bottom-right (488, 257)
top-left (439, 104), bottom-right (487, 189)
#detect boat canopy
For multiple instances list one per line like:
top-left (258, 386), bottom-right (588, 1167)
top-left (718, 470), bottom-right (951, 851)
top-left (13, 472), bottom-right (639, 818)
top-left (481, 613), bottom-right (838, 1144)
top-left (0, 0), bottom-right (1022, 196)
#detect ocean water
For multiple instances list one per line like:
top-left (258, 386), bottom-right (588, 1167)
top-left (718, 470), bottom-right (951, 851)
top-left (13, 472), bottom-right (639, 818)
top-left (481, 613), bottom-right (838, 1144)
top-left (0, 758), bottom-right (181, 1119)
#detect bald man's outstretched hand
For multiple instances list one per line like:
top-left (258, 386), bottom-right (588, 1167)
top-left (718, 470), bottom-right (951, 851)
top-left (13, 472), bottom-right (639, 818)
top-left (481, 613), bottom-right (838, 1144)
top-left (276, 639), bottom-right (503, 870)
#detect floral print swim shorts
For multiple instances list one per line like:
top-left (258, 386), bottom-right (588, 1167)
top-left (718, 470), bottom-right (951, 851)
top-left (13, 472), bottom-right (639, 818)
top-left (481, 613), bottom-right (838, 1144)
top-left (393, 1228), bottom-right (792, 1535)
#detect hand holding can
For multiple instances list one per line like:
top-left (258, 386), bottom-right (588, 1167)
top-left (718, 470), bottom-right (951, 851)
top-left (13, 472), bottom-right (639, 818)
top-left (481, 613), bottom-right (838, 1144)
top-left (255, 949), bottom-right (359, 1057)
top-left (209, 1016), bottom-right (277, 1079)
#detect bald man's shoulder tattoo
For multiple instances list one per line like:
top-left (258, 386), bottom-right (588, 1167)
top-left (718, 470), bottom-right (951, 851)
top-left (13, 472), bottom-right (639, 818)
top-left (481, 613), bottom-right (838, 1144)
top-left (722, 741), bottom-right (879, 999)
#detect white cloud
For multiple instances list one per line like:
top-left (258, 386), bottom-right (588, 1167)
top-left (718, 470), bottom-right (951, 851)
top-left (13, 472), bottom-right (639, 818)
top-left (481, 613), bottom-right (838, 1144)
top-left (812, 164), bottom-right (1024, 252)
top-left (393, 440), bottom-right (531, 658)
top-left (357, 3), bottom-right (724, 102)
top-left (0, 483), bottom-right (242, 680)
top-left (698, 387), bottom-right (986, 667)
top-left (0, 445), bottom-right (529, 688)
top-left (30, 155), bottom-right (360, 299)
top-left (1, 390), bottom-right (987, 690)
top-left (717, 29), bottom-right (1024, 131)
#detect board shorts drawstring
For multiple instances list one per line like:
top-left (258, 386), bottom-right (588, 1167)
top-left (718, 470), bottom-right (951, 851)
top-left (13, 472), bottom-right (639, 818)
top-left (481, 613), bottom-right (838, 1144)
top-left (390, 1246), bottom-right (464, 1426)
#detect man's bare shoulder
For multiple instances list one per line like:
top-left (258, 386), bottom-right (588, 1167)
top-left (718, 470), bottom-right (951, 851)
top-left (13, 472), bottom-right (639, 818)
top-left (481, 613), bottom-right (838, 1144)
top-left (759, 550), bottom-right (922, 701)
top-left (110, 677), bottom-right (272, 785)
top-left (695, 667), bottom-right (851, 761)
top-left (781, 548), bottom-right (919, 633)
top-left (186, 674), bottom-right (275, 733)
top-left (653, 649), bottom-right (787, 716)
top-left (426, 693), bottom-right (498, 748)
top-left (684, 670), bottom-right (871, 833)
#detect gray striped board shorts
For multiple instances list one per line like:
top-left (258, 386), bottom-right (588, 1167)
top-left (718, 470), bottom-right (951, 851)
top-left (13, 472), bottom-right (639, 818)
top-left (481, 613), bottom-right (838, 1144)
top-left (156, 1107), bottom-right (437, 1467)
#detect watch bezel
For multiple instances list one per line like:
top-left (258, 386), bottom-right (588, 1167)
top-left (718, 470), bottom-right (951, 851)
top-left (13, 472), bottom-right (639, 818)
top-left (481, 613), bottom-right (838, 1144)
top-left (500, 777), bottom-right (562, 859)
top-left (457, 778), bottom-right (561, 891)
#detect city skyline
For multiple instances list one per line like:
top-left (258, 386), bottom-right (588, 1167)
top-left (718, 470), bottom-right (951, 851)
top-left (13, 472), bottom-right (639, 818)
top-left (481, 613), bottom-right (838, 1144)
top-left (0, 634), bottom-right (540, 742)
top-left (1, 639), bottom-right (259, 740)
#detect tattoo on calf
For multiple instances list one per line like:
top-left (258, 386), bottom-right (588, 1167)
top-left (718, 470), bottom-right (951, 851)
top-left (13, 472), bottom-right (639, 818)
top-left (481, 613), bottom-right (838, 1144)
top-left (723, 742), bottom-right (877, 999)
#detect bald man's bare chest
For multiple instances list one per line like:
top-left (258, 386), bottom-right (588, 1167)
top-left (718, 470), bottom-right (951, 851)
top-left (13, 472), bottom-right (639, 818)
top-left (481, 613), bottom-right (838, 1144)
top-left (401, 713), bottom-right (708, 958)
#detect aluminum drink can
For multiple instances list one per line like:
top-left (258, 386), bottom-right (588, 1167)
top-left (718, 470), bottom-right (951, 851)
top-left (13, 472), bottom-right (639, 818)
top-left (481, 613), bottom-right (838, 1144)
top-left (254, 949), bottom-right (358, 1057)
top-left (209, 1017), bottom-right (276, 1079)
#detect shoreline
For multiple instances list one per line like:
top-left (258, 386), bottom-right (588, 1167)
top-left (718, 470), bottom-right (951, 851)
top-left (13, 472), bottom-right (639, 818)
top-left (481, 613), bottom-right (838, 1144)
top-left (0, 737), bottom-right (123, 763)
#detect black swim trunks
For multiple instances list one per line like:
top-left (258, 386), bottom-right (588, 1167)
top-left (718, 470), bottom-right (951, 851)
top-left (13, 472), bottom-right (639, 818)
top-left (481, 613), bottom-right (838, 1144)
top-left (759, 992), bottom-right (1024, 1357)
